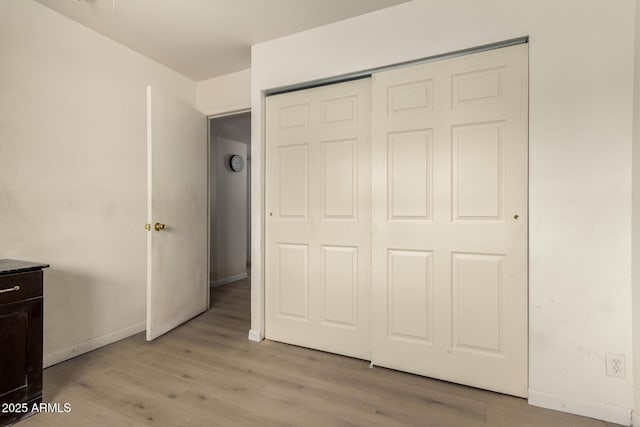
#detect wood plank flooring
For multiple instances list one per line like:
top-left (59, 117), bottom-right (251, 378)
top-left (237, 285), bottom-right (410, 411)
top-left (18, 279), bottom-right (622, 427)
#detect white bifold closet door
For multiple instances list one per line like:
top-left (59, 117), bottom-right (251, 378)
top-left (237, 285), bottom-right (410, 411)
top-left (371, 44), bottom-right (528, 396)
top-left (265, 79), bottom-right (372, 359)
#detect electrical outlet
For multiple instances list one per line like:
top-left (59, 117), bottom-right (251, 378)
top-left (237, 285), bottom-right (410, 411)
top-left (606, 353), bottom-right (625, 378)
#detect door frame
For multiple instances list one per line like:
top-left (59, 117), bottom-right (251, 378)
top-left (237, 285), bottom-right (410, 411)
top-left (207, 108), bottom-right (252, 306)
top-left (254, 39), bottom-right (530, 368)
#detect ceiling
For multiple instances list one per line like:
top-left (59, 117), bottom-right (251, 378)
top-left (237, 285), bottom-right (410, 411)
top-left (35, 0), bottom-right (408, 81)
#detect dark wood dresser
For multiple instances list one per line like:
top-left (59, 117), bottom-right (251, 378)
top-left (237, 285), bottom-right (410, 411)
top-left (0, 259), bottom-right (48, 427)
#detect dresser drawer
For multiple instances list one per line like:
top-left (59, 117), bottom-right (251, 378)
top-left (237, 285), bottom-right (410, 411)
top-left (0, 271), bottom-right (42, 304)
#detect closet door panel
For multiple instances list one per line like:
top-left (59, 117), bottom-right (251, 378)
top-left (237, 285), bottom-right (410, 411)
top-left (265, 79), bottom-right (372, 359)
top-left (372, 44), bottom-right (529, 397)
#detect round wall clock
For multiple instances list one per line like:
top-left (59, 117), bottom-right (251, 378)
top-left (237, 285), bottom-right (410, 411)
top-left (229, 154), bottom-right (244, 172)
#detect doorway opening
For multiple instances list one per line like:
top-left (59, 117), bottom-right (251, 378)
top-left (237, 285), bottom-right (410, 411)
top-left (209, 111), bottom-right (251, 297)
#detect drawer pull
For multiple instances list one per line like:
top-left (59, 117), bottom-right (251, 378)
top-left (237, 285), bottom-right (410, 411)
top-left (0, 285), bottom-right (20, 294)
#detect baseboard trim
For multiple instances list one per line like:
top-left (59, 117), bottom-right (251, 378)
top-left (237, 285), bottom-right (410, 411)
top-left (528, 389), bottom-right (631, 426)
top-left (632, 411), bottom-right (640, 426)
top-left (248, 329), bottom-right (263, 342)
top-left (43, 322), bottom-right (145, 368)
top-left (210, 272), bottom-right (248, 287)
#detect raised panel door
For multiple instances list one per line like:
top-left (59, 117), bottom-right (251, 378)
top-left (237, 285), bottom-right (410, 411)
top-left (371, 44), bottom-right (528, 396)
top-left (265, 79), bottom-right (371, 359)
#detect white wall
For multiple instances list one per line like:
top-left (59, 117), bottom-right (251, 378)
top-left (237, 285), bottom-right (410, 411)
top-left (0, 0), bottom-right (195, 366)
top-left (211, 136), bottom-right (248, 283)
top-left (251, 0), bottom-right (636, 424)
top-left (196, 69), bottom-right (251, 116)
top-left (632, 1), bottom-right (640, 425)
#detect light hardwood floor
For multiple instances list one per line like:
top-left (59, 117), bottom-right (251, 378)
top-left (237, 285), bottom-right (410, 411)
top-left (18, 279), bottom-right (622, 427)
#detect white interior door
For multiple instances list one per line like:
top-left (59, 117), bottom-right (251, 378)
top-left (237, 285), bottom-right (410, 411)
top-left (265, 79), bottom-right (371, 359)
top-left (371, 44), bottom-right (529, 396)
top-left (146, 86), bottom-right (208, 341)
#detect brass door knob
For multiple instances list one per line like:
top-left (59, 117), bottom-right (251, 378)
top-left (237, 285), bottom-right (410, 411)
top-left (144, 224), bottom-right (151, 231)
top-left (514, 214), bottom-right (520, 220)
top-left (154, 223), bottom-right (166, 231)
